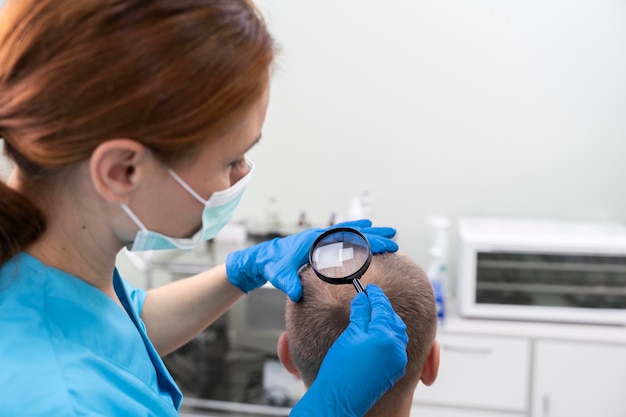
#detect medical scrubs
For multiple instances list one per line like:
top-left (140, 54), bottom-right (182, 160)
top-left (0, 253), bottom-right (182, 416)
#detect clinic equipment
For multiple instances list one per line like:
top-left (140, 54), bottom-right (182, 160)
top-left (309, 227), bottom-right (371, 293)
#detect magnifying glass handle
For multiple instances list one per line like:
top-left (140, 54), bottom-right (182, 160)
top-left (352, 279), bottom-right (366, 293)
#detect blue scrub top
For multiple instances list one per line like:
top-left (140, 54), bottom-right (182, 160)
top-left (0, 253), bottom-right (182, 416)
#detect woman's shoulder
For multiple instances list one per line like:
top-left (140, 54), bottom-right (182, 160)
top-left (0, 253), bottom-right (49, 316)
top-left (0, 307), bottom-right (76, 415)
top-left (0, 256), bottom-right (179, 417)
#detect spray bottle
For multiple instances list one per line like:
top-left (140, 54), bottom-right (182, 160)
top-left (425, 216), bottom-right (450, 324)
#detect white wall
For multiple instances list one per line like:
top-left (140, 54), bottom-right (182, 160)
top-left (233, 0), bottom-right (626, 283)
top-left (1, 1), bottom-right (625, 291)
top-left (0, 142), bottom-right (9, 181)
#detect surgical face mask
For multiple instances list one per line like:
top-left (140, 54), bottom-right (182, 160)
top-left (121, 160), bottom-right (254, 251)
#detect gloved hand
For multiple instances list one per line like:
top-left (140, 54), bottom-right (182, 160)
top-left (290, 284), bottom-right (409, 417)
top-left (225, 219), bottom-right (397, 301)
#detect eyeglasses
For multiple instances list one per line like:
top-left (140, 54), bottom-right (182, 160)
top-left (309, 227), bottom-right (371, 293)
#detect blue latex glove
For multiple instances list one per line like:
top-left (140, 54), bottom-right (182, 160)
top-left (225, 219), bottom-right (398, 301)
top-left (290, 284), bottom-right (409, 417)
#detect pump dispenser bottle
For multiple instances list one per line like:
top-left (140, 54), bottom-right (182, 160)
top-left (425, 216), bottom-right (450, 323)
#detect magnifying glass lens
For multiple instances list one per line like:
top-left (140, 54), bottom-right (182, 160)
top-left (310, 229), bottom-right (371, 286)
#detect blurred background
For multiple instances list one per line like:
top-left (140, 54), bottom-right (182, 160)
top-left (234, 0), bottom-right (626, 284)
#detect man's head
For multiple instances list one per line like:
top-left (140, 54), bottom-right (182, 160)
top-left (278, 251), bottom-right (440, 416)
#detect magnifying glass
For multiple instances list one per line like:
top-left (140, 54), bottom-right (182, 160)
top-left (309, 227), bottom-right (371, 293)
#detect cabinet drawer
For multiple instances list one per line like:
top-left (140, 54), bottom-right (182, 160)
top-left (411, 404), bottom-right (526, 417)
top-left (413, 333), bottom-right (530, 412)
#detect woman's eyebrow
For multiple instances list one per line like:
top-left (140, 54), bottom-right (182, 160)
top-left (246, 133), bottom-right (262, 152)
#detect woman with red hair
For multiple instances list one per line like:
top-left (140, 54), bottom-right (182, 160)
top-left (0, 1), bottom-right (408, 415)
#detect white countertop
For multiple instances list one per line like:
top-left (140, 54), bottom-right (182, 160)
top-left (439, 303), bottom-right (626, 344)
top-left (179, 398), bottom-right (290, 417)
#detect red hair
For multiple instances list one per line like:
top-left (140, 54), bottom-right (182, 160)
top-left (0, 0), bottom-right (274, 264)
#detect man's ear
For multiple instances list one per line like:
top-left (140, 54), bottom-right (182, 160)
top-left (419, 340), bottom-right (440, 386)
top-left (89, 139), bottom-right (151, 203)
top-left (277, 332), bottom-right (301, 378)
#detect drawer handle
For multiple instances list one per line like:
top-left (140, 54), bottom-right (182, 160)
top-left (441, 344), bottom-right (492, 355)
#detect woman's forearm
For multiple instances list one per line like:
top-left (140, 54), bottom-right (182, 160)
top-left (141, 263), bottom-right (244, 356)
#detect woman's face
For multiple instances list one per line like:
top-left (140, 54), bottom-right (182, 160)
top-left (135, 83), bottom-right (270, 239)
top-left (175, 84), bottom-right (270, 202)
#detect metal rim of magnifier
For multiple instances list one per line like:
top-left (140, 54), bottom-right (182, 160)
top-left (308, 227), bottom-right (372, 285)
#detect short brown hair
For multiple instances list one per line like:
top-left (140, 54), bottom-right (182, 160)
top-left (285, 252), bottom-right (437, 415)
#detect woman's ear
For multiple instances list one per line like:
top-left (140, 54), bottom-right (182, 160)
top-left (419, 340), bottom-right (441, 386)
top-left (277, 332), bottom-right (301, 379)
top-left (89, 139), bottom-right (151, 203)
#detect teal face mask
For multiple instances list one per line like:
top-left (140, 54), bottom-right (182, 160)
top-left (121, 160), bottom-right (254, 251)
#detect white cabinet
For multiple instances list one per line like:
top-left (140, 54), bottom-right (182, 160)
top-left (411, 315), bottom-right (626, 417)
top-left (532, 340), bottom-right (626, 417)
top-left (411, 404), bottom-right (524, 417)
top-left (413, 334), bottom-right (530, 413)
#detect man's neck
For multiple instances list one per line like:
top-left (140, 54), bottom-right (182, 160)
top-left (366, 393), bottom-right (413, 417)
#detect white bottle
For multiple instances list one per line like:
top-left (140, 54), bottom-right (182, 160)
top-left (346, 196), bottom-right (364, 221)
top-left (266, 197), bottom-right (281, 232)
top-left (425, 216), bottom-right (450, 323)
top-left (359, 191), bottom-right (372, 219)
